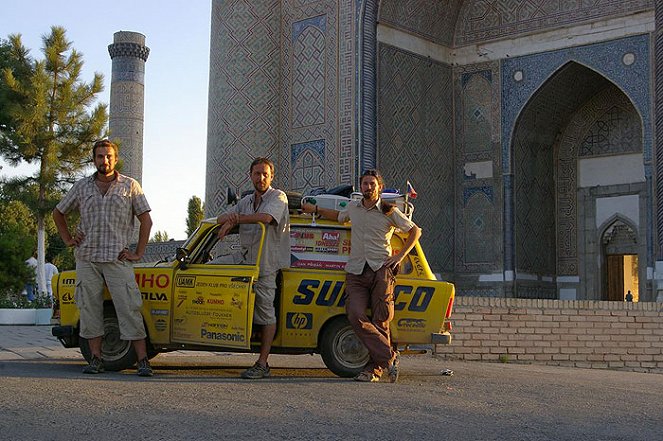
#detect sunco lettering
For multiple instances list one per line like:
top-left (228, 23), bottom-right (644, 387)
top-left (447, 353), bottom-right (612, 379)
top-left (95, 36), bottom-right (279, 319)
top-left (294, 279), bottom-right (435, 312)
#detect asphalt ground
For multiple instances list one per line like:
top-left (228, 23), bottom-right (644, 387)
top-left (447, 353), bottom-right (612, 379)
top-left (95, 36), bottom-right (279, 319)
top-left (0, 324), bottom-right (328, 369)
top-left (2, 325), bottom-right (663, 440)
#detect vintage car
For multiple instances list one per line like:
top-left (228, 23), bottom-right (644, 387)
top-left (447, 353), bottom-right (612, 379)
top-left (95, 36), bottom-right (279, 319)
top-left (51, 210), bottom-right (455, 377)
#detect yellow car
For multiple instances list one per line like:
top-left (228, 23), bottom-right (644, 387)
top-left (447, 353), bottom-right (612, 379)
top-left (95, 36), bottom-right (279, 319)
top-left (51, 214), bottom-right (454, 377)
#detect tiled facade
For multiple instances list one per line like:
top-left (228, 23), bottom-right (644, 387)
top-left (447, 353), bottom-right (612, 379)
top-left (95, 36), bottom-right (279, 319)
top-left (204, 0), bottom-right (661, 301)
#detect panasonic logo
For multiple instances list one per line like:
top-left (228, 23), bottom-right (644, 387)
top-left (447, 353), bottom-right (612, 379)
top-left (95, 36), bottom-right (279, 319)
top-left (200, 329), bottom-right (245, 342)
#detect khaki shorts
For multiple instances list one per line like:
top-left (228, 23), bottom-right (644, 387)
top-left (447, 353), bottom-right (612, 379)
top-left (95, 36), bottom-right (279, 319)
top-left (75, 260), bottom-right (146, 340)
top-left (253, 274), bottom-right (277, 326)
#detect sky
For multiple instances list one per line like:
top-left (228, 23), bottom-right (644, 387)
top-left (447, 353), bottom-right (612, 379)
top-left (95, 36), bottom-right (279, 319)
top-left (0, 0), bottom-right (212, 240)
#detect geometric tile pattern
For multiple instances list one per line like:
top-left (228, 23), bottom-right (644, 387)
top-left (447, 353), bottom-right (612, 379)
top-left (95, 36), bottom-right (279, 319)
top-left (291, 139), bottom-right (325, 191)
top-left (513, 61), bottom-right (624, 280)
top-left (463, 190), bottom-right (497, 264)
top-left (557, 85), bottom-right (642, 275)
top-left (503, 36), bottom-right (652, 276)
top-left (292, 17), bottom-right (326, 128)
top-left (514, 108), bottom-right (556, 276)
top-left (462, 72), bottom-right (492, 154)
top-left (378, 0), bottom-right (463, 46)
top-left (456, 0), bottom-right (653, 46)
top-left (513, 63), bottom-right (614, 277)
top-left (656, 2), bottom-right (663, 259)
top-left (358, 0), bottom-right (379, 174)
top-left (281, 0), bottom-right (352, 190)
top-left (205, 0), bottom-right (282, 216)
top-left (454, 63), bottom-right (502, 274)
top-left (377, 44), bottom-right (454, 274)
top-left (502, 35), bottom-right (651, 174)
top-left (579, 105), bottom-right (642, 157)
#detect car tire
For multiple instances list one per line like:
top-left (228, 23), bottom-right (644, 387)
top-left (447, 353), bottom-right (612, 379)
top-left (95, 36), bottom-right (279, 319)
top-left (319, 316), bottom-right (369, 378)
top-left (79, 304), bottom-right (137, 371)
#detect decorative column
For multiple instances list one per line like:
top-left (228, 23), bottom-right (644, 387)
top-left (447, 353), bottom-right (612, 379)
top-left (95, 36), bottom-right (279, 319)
top-left (205, 0), bottom-right (281, 217)
top-left (108, 31), bottom-right (150, 183)
top-left (654, 4), bottom-right (663, 301)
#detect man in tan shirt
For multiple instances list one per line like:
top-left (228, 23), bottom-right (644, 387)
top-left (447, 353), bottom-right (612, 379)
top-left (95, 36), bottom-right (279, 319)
top-left (53, 139), bottom-right (154, 377)
top-left (302, 169), bottom-right (421, 382)
top-left (216, 157), bottom-right (290, 379)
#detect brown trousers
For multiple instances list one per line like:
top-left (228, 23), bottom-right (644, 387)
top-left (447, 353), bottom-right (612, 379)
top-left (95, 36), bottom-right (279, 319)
top-left (345, 264), bottom-right (397, 374)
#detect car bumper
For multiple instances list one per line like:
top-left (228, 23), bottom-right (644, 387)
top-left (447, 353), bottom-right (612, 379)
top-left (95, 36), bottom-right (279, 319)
top-left (52, 325), bottom-right (78, 348)
top-left (431, 331), bottom-right (452, 345)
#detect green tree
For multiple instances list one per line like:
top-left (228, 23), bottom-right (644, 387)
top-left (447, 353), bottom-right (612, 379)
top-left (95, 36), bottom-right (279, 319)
top-left (0, 27), bottom-right (107, 292)
top-left (151, 230), bottom-right (170, 242)
top-left (0, 199), bottom-right (36, 296)
top-left (186, 195), bottom-right (205, 236)
top-left (0, 37), bottom-right (31, 132)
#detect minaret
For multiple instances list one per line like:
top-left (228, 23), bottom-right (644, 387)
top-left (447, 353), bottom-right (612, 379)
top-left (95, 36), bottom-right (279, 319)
top-left (107, 31), bottom-right (150, 183)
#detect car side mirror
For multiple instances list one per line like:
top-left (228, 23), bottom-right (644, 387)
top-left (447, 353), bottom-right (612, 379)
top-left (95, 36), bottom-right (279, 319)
top-left (176, 247), bottom-right (190, 270)
top-left (227, 187), bottom-right (238, 206)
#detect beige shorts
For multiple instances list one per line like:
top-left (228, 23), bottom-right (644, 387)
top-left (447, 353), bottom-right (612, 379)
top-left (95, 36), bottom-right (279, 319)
top-left (75, 260), bottom-right (146, 340)
top-left (253, 274), bottom-right (277, 326)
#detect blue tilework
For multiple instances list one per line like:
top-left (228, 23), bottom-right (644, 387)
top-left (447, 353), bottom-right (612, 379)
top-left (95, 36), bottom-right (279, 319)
top-left (292, 14), bottom-right (327, 43)
top-left (291, 139), bottom-right (326, 164)
top-left (463, 186), bottom-right (494, 206)
top-left (502, 35), bottom-right (651, 175)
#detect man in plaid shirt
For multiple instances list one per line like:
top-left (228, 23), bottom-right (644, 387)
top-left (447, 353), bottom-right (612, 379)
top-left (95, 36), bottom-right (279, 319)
top-left (53, 139), bottom-right (154, 377)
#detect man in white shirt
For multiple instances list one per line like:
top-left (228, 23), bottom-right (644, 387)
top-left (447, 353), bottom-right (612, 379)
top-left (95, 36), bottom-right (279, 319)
top-left (43, 258), bottom-right (59, 299)
top-left (24, 253), bottom-right (38, 301)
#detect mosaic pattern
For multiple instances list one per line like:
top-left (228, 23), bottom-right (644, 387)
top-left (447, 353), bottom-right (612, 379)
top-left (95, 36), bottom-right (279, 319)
top-left (456, 0), bottom-right (653, 45)
top-left (462, 72), bottom-right (492, 154)
top-left (291, 139), bottom-right (325, 191)
top-left (514, 112), bottom-right (556, 276)
top-left (515, 284), bottom-right (557, 300)
top-left (205, 0), bottom-right (281, 216)
top-left (502, 35), bottom-right (651, 175)
top-left (455, 287), bottom-right (502, 297)
top-left (378, 0), bottom-right (463, 46)
top-left (463, 191), bottom-right (497, 264)
top-left (377, 44), bottom-right (454, 273)
top-left (358, 0), bottom-right (379, 174)
top-left (512, 63), bottom-right (616, 276)
top-left (454, 63), bottom-right (502, 274)
top-left (579, 105), bottom-right (642, 157)
top-left (656, 2), bottom-right (663, 258)
top-left (281, 0), bottom-right (354, 190)
top-left (603, 221), bottom-right (638, 254)
top-left (557, 85), bottom-right (641, 275)
top-left (292, 16), bottom-right (326, 128)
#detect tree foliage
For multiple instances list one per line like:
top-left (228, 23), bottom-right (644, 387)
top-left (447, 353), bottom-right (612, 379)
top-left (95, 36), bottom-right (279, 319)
top-left (0, 37), bottom-right (31, 133)
top-left (0, 26), bottom-right (108, 292)
top-left (0, 199), bottom-right (36, 296)
top-left (186, 195), bottom-right (205, 236)
top-left (151, 230), bottom-right (170, 242)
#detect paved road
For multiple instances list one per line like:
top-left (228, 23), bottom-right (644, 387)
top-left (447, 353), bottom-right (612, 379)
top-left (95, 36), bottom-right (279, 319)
top-left (1, 326), bottom-right (662, 441)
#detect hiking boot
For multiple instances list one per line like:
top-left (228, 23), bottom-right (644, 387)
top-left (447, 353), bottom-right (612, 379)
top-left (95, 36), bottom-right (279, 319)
top-left (354, 370), bottom-right (380, 382)
top-left (82, 356), bottom-right (104, 374)
top-left (387, 353), bottom-right (400, 383)
top-left (137, 357), bottom-right (154, 377)
top-left (240, 361), bottom-right (270, 379)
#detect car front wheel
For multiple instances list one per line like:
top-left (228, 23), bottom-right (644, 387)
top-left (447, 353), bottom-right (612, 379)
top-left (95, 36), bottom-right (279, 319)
top-left (79, 305), bottom-right (136, 371)
top-left (319, 316), bottom-right (369, 378)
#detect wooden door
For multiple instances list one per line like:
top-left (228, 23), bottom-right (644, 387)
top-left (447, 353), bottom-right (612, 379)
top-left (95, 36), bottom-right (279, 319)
top-left (606, 255), bottom-right (624, 301)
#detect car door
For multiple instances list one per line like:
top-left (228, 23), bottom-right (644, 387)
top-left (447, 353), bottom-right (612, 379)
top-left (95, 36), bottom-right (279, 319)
top-left (170, 223), bottom-right (265, 350)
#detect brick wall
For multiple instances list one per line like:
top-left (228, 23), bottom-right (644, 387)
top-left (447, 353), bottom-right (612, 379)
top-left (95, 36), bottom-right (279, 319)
top-left (434, 297), bottom-right (663, 374)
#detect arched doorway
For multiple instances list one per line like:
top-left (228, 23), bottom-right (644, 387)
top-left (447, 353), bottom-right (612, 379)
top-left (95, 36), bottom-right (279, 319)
top-left (602, 219), bottom-right (640, 302)
top-left (511, 61), bottom-right (644, 299)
